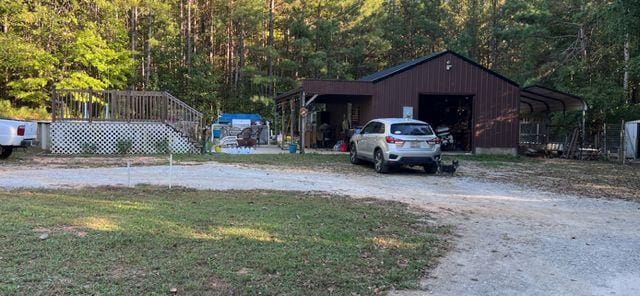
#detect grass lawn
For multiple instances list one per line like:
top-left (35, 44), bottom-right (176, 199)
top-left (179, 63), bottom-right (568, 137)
top-left (0, 187), bottom-right (449, 295)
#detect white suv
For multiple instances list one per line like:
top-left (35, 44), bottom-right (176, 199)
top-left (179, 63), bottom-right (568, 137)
top-left (349, 118), bottom-right (441, 173)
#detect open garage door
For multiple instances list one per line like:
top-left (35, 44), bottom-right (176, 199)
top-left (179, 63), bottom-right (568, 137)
top-left (418, 94), bottom-right (473, 152)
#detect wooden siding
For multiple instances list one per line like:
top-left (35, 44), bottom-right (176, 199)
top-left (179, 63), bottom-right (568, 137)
top-left (371, 53), bottom-right (520, 149)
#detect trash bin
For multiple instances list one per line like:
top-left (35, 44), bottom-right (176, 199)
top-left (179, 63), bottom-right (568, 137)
top-left (288, 143), bottom-right (298, 154)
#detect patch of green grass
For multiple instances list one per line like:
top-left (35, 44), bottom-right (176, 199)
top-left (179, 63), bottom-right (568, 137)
top-left (0, 187), bottom-right (448, 295)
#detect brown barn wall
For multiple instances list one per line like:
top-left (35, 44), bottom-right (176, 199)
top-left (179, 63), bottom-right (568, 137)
top-left (370, 53), bottom-right (519, 150)
top-left (303, 80), bottom-right (373, 95)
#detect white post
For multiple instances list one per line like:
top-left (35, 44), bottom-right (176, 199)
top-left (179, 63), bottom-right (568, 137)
top-left (127, 161), bottom-right (132, 187)
top-left (169, 154), bottom-right (173, 188)
top-left (300, 91), bottom-right (306, 154)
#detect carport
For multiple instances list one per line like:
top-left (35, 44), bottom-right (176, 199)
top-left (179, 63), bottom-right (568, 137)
top-left (519, 85), bottom-right (588, 155)
top-left (275, 80), bottom-right (373, 151)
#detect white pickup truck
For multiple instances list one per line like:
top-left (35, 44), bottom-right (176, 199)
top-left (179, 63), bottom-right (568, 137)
top-left (0, 119), bottom-right (38, 159)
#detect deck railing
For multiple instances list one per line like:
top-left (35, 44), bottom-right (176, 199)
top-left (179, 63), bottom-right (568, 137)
top-left (52, 89), bottom-right (203, 141)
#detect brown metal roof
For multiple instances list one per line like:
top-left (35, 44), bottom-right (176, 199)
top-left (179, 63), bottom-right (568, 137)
top-left (275, 50), bottom-right (521, 102)
top-left (358, 50), bottom-right (520, 87)
top-left (520, 85), bottom-right (587, 113)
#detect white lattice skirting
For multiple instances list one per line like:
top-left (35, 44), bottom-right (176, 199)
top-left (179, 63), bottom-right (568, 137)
top-left (51, 121), bottom-right (198, 155)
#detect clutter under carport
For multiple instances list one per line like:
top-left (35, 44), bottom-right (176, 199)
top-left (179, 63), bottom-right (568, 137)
top-left (519, 86), bottom-right (588, 159)
top-left (211, 113), bottom-right (270, 151)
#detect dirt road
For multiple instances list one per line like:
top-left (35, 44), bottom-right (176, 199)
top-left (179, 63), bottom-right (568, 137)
top-left (1, 162), bottom-right (639, 296)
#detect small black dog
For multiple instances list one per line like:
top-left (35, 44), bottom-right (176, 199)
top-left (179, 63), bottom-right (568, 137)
top-left (438, 160), bottom-right (459, 174)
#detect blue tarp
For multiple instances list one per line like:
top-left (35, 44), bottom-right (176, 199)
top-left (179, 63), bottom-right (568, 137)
top-left (216, 113), bottom-right (262, 124)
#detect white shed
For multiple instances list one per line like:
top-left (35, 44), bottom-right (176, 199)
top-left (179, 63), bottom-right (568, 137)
top-left (625, 120), bottom-right (640, 159)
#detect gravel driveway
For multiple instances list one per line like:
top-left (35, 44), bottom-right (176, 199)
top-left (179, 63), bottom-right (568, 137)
top-left (1, 162), bottom-right (639, 296)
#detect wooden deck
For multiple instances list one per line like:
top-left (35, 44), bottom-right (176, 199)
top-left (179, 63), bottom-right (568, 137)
top-left (52, 90), bottom-right (203, 142)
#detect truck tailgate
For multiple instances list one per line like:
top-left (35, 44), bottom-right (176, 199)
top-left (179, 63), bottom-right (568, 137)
top-left (23, 121), bottom-right (37, 139)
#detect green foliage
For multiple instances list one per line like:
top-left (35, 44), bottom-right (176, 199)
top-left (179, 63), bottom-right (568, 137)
top-left (154, 138), bottom-right (170, 154)
top-left (0, 0), bottom-right (134, 113)
top-left (58, 26), bottom-right (135, 90)
top-left (1, 0), bottom-right (640, 128)
top-left (0, 100), bottom-right (50, 120)
top-left (81, 143), bottom-right (98, 154)
top-left (0, 34), bottom-right (57, 106)
top-left (116, 139), bottom-right (132, 154)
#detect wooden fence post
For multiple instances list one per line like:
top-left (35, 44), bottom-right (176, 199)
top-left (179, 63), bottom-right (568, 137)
top-left (603, 122), bottom-right (607, 160)
top-left (88, 89), bottom-right (93, 122)
top-left (51, 87), bottom-right (57, 122)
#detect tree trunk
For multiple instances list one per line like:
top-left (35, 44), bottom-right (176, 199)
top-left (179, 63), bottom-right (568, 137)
top-left (579, 25), bottom-right (588, 61)
top-left (315, 1), bottom-right (321, 52)
top-left (235, 28), bottom-right (245, 88)
top-left (624, 33), bottom-right (630, 103)
top-left (187, 0), bottom-right (192, 69)
top-left (180, 0), bottom-right (185, 66)
top-left (268, 0), bottom-right (275, 97)
top-left (226, 10), bottom-right (234, 85)
top-left (130, 6), bottom-right (138, 89)
top-left (2, 15), bottom-right (7, 33)
top-left (209, 0), bottom-right (215, 66)
top-left (490, 0), bottom-right (498, 69)
top-left (145, 14), bottom-right (152, 89)
top-left (467, 0), bottom-right (479, 60)
top-left (130, 6), bottom-right (137, 53)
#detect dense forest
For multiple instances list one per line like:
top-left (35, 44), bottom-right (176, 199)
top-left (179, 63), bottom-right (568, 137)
top-left (1, 0), bottom-right (639, 126)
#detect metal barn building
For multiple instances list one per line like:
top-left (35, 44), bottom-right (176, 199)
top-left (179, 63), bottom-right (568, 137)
top-left (276, 50), bottom-right (586, 155)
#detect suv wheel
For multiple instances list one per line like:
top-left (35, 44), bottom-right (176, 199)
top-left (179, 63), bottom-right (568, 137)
top-left (349, 143), bottom-right (361, 164)
top-left (424, 163), bottom-right (438, 174)
top-left (373, 149), bottom-right (388, 173)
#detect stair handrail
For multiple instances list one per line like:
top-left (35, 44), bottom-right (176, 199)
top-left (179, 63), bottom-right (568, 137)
top-left (163, 91), bottom-right (203, 118)
top-left (162, 91), bottom-right (203, 143)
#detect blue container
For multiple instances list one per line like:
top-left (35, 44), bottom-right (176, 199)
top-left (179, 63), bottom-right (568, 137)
top-left (288, 143), bottom-right (298, 154)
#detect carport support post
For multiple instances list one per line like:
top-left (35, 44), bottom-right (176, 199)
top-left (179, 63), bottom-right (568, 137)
top-left (300, 91), bottom-right (306, 154)
top-left (289, 99), bottom-right (294, 146)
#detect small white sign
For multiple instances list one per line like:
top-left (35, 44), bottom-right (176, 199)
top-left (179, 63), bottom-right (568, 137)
top-left (402, 106), bottom-right (413, 119)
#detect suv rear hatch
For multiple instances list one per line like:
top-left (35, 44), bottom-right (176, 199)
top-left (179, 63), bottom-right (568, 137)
top-left (387, 123), bottom-right (438, 150)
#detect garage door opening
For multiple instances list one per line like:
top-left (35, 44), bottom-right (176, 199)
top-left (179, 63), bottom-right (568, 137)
top-left (418, 94), bottom-right (473, 152)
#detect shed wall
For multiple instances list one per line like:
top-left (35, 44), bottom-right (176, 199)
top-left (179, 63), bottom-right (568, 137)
top-left (371, 52), bottom-right (520, 150)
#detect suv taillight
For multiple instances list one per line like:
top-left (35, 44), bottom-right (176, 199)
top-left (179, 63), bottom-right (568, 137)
top-left (17, 125), bottom-right (25, 136)
top-left (427, 138), bottom-right (442, 145)
top-left (385, 136), bottom-right (404, 145)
